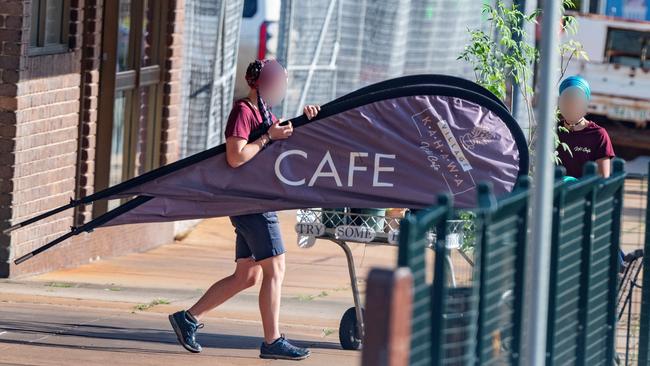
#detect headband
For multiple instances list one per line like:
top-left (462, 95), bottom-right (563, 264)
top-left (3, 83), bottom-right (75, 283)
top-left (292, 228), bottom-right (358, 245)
top-left (559, 75), bottom-right (591, 100)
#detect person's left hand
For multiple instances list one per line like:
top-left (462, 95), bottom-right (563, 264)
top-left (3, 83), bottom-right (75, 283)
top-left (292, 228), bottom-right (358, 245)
top-left (303, 104), bottom-right (321, 120)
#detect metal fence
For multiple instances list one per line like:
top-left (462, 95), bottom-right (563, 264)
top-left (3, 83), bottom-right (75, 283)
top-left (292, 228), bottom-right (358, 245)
top-left (276, 0), bottom-right (342, 118)
top-left (474, 177), bottom-right (530, 365)
top-left (276, 0), bottom-right (483, 119)
top-left (397, 200), bottom-right (449, 366)
top-left (638, 164), bottom-right (650, 365)
top-left (618, 168), bottom-right (648, 365)
top-left (367, 159), bottom-right (635, 365)
top-left (552, 163), bottom-right (624, 365)
top-left (179, 0), bottom-right (244, 157)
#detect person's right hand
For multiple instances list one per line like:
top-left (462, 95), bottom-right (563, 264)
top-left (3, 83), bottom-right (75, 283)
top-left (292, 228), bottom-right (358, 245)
top-left (268, 120), bottom-right (293, 140)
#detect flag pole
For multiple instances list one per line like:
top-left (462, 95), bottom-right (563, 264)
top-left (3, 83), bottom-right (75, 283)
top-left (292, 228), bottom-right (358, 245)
top-left (4, 96), bottom-right (351, 236)
top-left (13, 196), bottom-right (154, 265)
top-left (2, 142), bottom-right (227, 235)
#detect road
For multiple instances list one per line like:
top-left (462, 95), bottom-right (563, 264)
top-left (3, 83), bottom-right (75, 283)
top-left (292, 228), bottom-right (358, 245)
top-left (0, 302), bottom-right (356, 366)
top-left (0, 212), bottom-right (399, 365)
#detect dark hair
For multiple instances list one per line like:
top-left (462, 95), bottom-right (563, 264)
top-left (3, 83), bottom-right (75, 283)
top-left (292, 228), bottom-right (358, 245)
top-left (245, 60), bottom-right (264, 88)
top-left (245, 59), bottom-right (274, 127)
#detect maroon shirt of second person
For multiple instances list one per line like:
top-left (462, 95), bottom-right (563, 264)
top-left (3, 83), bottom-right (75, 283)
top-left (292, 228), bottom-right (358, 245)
top-left (224, 99), bottom-right (279, 140)
top-left (556, 120), bottom-right (615, 178)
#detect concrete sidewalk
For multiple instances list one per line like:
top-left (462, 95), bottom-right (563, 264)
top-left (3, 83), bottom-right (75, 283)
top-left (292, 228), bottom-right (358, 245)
top-left (0, 211), bottom-right (398, 365)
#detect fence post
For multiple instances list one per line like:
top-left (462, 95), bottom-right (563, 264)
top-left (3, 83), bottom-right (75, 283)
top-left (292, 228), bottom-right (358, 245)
top-left (639, 161), bottom-right (650, 365)
top-left (398, 214), bottom-right (417, 268)
top-left (545, 167), bottom-right (568, 364)
top-left (576, 163), bottom-right (598, 366)
top-left (605, 160), bottom-right (626, 363)
top-left (398, 212), bottom-right (430, 365)
top-left (512, 176), bottom-right (531, 364)
top-left (362, 268), bottom-right (414, 366)
top-left (430, 194), bottom-right (452, 364)
top-left (474, 182), bottom-right (495, 364)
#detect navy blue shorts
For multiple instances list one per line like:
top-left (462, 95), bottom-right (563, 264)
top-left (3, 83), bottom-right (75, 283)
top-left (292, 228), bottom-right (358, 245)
top-left (229, 211), bottom-right (285, 262)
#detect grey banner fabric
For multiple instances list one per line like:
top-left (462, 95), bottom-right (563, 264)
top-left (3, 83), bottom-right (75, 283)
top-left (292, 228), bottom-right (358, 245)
top-left (102, 86), bottom-right (524, 226)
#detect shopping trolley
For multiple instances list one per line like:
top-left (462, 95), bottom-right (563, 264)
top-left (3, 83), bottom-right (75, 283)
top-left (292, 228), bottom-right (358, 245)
top-left (295, 208), bottom-right (473, 350)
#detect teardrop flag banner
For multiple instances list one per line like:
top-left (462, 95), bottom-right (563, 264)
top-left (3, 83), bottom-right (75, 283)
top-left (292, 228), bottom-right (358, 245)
top-left (10, 75), bottom-right (528, 264)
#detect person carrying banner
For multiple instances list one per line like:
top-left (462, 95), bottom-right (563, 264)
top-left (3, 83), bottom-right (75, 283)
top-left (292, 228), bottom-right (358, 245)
top-left (168, 59), bottom-right (320, 360)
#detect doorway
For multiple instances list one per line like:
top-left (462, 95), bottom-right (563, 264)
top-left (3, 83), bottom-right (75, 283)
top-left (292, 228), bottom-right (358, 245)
top-left (95, 0), bottom-right (168, 215)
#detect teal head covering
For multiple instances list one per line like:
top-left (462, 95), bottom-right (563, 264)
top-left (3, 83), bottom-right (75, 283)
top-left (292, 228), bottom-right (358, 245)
top-left (562, 176), bottom-right (578, 184)
top-left (559, 75), bottom-right (591, 100)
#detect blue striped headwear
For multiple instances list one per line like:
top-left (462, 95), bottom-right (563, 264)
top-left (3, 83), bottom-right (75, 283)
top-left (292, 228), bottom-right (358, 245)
top-left (559, 75), bottom-right (591, 100)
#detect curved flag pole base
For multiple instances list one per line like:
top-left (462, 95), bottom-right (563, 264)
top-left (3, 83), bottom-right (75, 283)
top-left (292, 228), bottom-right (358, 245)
top-left (13, 195), bottom-right (154, 265)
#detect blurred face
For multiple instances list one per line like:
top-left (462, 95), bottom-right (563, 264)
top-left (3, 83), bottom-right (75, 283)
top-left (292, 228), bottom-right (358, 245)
top-left (263, 72), bottom-right (288, 106)
top-left (558, 87), bottom-right (588, 123)
top-left (257, 61), bottom-right (288, 107)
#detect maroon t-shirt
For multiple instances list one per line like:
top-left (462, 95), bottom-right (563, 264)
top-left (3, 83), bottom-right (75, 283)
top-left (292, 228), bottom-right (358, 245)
top-left (224, 99), bottom-right (278, 140)
top-left (556, 121), bottom-right (615, 178)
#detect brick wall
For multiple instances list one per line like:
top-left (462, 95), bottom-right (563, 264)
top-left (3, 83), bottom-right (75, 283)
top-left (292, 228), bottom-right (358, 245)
top-left (0, 0), bottom-right (25, 277)
top-left (7, 0), bottom-right (83, 275)
top-left (0, 0), bottom-right (184, 278)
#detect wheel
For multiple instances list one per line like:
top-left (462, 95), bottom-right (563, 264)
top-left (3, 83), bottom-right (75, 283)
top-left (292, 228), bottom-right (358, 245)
top-left (339, 306), bottom-right (364, 350)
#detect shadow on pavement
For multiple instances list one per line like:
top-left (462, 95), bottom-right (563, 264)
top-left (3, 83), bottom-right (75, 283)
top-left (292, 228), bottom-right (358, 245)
top-left (0, 320), bottom-right (342, 352)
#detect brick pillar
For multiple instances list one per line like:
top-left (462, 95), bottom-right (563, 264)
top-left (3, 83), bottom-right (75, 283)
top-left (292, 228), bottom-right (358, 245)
top-left (160, 0), bottom-right (184, 165)
top-left (0, 0), bottom-right (25, 277)
top-left (75, 0), bottom-right (102, 225)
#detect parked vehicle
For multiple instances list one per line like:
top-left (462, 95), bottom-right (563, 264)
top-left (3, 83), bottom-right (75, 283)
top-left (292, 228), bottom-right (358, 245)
top-left (564, 13), bottom-right (650, 157)
top-left (234, 0), bottom-right (281, 99)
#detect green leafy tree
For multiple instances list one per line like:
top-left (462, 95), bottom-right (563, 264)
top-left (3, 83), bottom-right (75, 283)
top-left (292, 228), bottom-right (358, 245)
top-left (458, 0), bottom-right (588, 165)
top-left (456, 1), bottom-right (589, 252)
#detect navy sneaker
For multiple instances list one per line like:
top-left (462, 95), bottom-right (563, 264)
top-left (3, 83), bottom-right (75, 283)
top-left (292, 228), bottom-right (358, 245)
top-left (169, 310), bottom-right (204, 353)
top-left (260, 334), bottom-right (311, 360)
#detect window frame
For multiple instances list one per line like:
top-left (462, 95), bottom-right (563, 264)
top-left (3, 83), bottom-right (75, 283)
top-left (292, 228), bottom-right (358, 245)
top-left (28, 0), bottom-right (72, 56)
top-left (604, 26), bottom-right (650, 69)
top-left (94, 0), bottom-right (167, 217)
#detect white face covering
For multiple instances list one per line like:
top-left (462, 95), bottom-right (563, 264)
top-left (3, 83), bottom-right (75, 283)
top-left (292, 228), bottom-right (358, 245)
top-left (264, 74), bottom-right (288, 107)
top-left (559, 87), bottom-right (588, 123)
top-left (256, 60), bottom-right (288, 107)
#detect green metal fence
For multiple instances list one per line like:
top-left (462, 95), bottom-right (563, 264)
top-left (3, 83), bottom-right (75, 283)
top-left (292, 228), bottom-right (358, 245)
top-left (398, 196), bottom-right (451, 366)
top-left (545, 165), bottom-right (600, 365)
top-left (397, 159), bottom-right (629, 366)
top-left (613, 161), bottom-right (647, 364)
top-left (638, 161), bottom-right (650, 366)
top-left (583, 161), bottom-right (624, 365)
top-left (473, 177), bottom-right (530, 365)
top-left (545, 161), bottom-right (625, 365)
